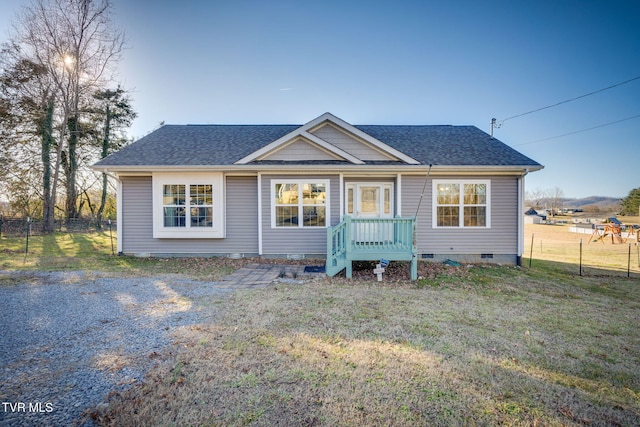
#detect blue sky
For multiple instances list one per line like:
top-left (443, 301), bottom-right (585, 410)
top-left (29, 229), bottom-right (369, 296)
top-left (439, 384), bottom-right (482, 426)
top-left (1, 0), bottom-right (638, 199)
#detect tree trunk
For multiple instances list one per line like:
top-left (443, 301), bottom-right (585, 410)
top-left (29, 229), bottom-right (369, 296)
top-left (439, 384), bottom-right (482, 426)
top-left (41, 96), bottom-right (55, 233)
top-left (96, 105), bottom-right (111, 228)
top-left (49, 116), bottom-right (67, 233)
top-left (65, 114), bottom-right (79, 220)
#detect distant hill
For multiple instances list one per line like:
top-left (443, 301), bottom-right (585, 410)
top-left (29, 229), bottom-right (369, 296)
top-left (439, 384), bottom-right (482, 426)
top-left (563, 196), bottom-right (621, 213)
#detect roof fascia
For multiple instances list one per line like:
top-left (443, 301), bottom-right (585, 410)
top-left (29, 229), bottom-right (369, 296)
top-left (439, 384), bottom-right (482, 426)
top-left (233, 114), bottom-right (329, 164)
top-left (255, 132), bottom-right (364, 164)
top-left (95, 164), bottom-right (543, 176)
top-left (310, 113), bottom-right (421, 165)
top-left (314, 121), bottom-right (400, 161)
top-left (255, 136), bottom-right (343, 161)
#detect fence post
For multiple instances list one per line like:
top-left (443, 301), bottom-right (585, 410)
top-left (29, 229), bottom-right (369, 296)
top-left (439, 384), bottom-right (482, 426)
top-left (108, 219), bottom-right (114, 255)
top-left (529, 233), bottom-right (534, 268)
top-left (579, 239), bottom-right (583, 276)
top-left (628, 244), bottom-right (632, 279)
top-left (25, 217), bottom-right (31, 254)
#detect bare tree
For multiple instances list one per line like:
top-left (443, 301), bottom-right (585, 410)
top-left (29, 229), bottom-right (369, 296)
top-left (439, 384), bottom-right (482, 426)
top-left (545, 186), bottom-right (565, 217)
top-left (525, 188), bottom-right (545, 209)
top-left (14, 0), bottom-right (125, 221)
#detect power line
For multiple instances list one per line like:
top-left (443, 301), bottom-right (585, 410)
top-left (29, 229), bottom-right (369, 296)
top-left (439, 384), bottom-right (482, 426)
top-left (514, 113), bottom-right (640, 146)
top-left (497, 75), bottom-right (640, 126)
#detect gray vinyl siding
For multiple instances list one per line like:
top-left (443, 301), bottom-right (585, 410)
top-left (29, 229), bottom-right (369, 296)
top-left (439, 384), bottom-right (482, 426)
top-left (225, 176), bottom-right (259, 253)
top-left (261, 174), bottom-right (340, 255)
top-left (119, 173), bottom-right (520, 260)
top-left (311, 124), bottom-right (393, 161)
top-left (401, 175), bottom-right (519, 256)
top-left (120, 175), bottom-right (258, 255)
top-left (121, 176), bottom-right (153, 254)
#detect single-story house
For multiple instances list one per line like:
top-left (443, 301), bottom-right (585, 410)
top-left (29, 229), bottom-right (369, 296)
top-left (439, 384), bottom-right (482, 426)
top-left (93, 112), bottom-right (543, 277)
top-left (524, 207), bottom-right (546, 224)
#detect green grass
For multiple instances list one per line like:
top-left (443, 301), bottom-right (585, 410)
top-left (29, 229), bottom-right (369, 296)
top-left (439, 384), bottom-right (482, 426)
top-left (1, 231), bottom-right (117, 270)
top-left (0, 231), bottom-right (241, 279)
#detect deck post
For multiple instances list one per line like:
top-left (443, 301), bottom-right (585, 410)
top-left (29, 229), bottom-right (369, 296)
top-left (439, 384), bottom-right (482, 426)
top-left (326, 223), bottom-right (333, 268)
top-left (345, 216), bottom-right (352, 278)
top-left (410, 253), bottom-right (418, 280)
top-left (411, 220), bottom-right (418, 280)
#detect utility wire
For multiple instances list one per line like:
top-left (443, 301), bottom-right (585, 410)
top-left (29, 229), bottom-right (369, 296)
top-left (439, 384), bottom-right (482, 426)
top-left (497, 75), bottom-right (640, 126)
top-left (414, 163), bottom-right (433, 218)
top-left (514, 113), bottom-right (640, 146)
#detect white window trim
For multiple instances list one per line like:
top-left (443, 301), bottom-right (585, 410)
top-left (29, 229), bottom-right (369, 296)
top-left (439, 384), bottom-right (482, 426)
top-left (152, 172), bottom-right (225, 238)
top-left (271, 179), bottom-right (330, 228)
top-left (432, 179), bottom-right (491, 228)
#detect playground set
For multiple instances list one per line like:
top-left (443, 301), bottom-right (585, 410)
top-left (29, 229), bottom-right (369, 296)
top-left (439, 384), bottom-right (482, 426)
top-left (589, 220), bottom-right (639, 244)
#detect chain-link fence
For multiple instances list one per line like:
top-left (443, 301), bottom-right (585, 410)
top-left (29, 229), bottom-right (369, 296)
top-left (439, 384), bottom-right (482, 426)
top-left (0, 217), bottom-right (116, 238)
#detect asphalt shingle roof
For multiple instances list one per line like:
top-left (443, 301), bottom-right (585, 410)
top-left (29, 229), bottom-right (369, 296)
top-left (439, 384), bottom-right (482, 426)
top-left (355, 125), bottom-right (540, 166)
top-left (94, 123), bottom-right (541, 168)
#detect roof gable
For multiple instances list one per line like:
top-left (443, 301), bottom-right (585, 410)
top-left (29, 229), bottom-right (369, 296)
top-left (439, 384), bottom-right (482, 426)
top-left (258, 136), bottom-right (346, 162)
top-left (235, 113), bottom-right (419, 165)
top-left (248, 126), bottom-right (365, 164)
top-left (309, 122), bottom-right (398, 161)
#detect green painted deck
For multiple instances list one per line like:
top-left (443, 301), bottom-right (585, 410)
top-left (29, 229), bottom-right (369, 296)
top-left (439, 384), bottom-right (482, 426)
top-left (326, 216), bottom-right (417, 280)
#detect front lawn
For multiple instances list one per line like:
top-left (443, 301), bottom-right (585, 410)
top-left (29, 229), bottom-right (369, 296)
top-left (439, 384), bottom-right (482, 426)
top-left (94, 263), bottom-right (640, 426)
top-left (0, 231), bottom-right (248, 279)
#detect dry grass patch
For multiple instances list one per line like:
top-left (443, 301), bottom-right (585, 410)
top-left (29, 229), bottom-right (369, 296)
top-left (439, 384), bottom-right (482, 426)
top-left (93, 351), bottom-right (132, 372)
top-left (525, 222), bottom-right (640, 275)
top-left (93, 263), bottom-right (640, 426)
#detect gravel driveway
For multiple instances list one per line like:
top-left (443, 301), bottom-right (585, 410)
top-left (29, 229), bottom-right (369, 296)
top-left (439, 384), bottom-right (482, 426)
top-left (0, 271), bottom-right (235, 427)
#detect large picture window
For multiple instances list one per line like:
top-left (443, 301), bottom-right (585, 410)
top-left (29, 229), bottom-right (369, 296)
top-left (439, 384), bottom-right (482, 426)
top-left (272, 180), bottom-right (328, 228)
top-left (433, 180), bottom-right (490, 228)
top-left (153, 173), bottom-right (224, 238)
top-left (162, 184), bottom-right (213, 228)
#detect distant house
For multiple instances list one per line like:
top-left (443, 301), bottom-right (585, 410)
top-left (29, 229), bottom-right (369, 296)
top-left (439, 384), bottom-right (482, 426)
top-left (93, 112), bottom-right (543, 275)
top-left (524, 207), bottom-right (546, 224)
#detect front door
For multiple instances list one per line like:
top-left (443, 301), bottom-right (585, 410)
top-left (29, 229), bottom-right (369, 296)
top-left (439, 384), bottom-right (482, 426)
top-left (346, 183), bottom-right (394, 241)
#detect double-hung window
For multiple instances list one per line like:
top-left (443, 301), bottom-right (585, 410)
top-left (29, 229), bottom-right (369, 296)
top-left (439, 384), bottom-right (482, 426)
top-left (153, 173), bottom-right (225, 238)
top-left (433, 180), bottom-right (490, 228)
top-left (272, 180), bottom-right (329, 228)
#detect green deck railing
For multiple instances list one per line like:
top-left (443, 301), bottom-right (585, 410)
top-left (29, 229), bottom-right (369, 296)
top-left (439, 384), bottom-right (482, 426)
top-left (326, 216), bottom-right (418, 280)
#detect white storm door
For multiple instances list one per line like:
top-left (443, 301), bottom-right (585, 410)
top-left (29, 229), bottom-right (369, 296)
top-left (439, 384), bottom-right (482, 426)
top-left (346, 183), bottom-right (394, 242)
